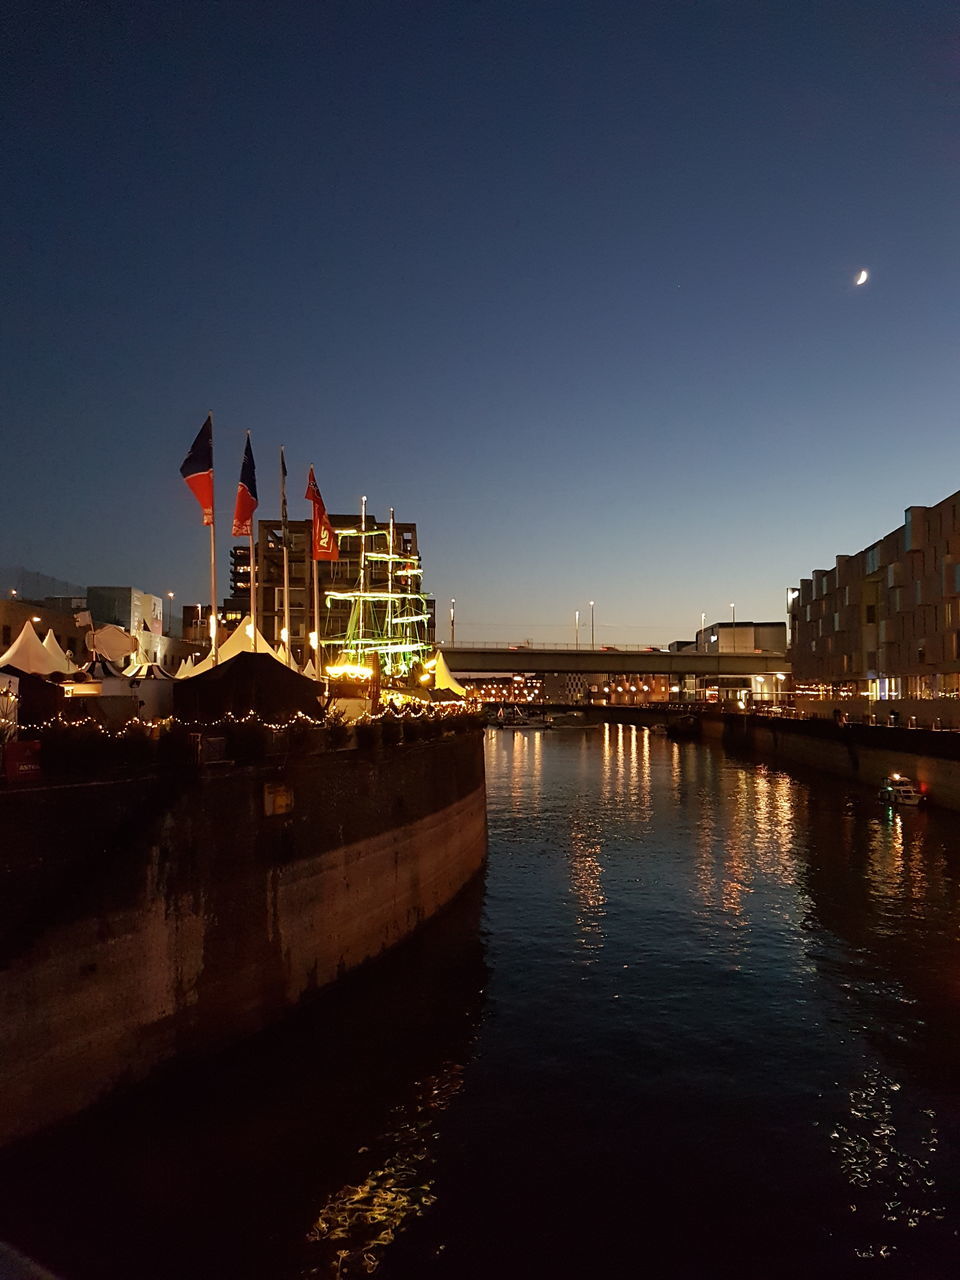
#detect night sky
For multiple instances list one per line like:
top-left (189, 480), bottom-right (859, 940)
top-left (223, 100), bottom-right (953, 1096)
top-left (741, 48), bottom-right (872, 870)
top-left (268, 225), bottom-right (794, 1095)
top-left (4, 0), bottom-right (960, 645)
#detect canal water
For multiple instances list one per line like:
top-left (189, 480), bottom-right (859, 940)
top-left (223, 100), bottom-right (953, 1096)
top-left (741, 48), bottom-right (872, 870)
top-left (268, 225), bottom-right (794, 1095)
top-left (3, 726), bottom-right (960, 1278)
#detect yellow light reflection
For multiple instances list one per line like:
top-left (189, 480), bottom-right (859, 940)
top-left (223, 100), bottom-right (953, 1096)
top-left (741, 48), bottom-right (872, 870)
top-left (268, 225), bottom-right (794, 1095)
top-left (569, 817), bottom-right (606, 959)
top-left (830, 1066), bottom-right (943, 1257)
top-left (306, 1062), bottom-right (465, 1274)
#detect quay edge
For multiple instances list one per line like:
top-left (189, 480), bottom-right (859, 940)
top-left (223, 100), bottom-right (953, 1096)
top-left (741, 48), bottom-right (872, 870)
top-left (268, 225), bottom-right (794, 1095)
top-left (703, 712), bottom-right (960, 808)
top-left (0, 729), bottom-right (487, 1146)
top-left (586, 705), bottom-right (960, 809)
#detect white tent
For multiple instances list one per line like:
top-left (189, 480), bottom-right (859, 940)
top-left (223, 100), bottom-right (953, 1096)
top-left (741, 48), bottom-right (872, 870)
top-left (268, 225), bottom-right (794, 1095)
top-left (431, 650), bottom-right (466, 697)
top-left (0, 622), bottom-right (62, 676)
top-left (183, 616), bottom-right (281, 678)
top-left (42, 629), bottom-right (77, 674)
top-left (175, 656), bottom-right (196, 679)
top-left (125, 661), bottom-right (174, 680)
top-left (301, 657), bottom-right (318, 680)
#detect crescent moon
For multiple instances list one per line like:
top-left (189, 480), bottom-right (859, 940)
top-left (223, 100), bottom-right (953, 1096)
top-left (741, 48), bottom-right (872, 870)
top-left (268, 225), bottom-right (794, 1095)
top-left (855, 269), bottom-right (869, 286)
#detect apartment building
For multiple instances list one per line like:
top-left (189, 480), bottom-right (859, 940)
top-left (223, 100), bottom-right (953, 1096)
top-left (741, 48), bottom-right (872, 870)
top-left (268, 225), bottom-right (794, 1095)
top-left (791, 490), bottom-right (960, 698)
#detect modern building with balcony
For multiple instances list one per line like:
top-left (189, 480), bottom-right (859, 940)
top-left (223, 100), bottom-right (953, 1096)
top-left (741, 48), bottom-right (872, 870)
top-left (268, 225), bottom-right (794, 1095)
top-left (790, 489), bottom-right (960, 700)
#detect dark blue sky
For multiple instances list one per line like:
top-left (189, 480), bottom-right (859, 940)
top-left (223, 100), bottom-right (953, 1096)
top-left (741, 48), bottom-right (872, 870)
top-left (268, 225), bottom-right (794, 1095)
top-left (4, 0), bottom-right (960, 644)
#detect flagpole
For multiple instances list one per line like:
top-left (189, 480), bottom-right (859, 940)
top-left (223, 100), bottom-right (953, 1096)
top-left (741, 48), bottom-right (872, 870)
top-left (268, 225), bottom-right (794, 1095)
top-left (248, 532), bottom-right (257, 652)
top-left (359, 494), bottom-right (367, 648)
top-left (281, 447), bottom-right (291, 666)
top-left (209, 412), bottom-right (218, 665)
top-left (312, 559), bottom-right (320, 675)
top-left (387, 507), bottom-right (395, 676)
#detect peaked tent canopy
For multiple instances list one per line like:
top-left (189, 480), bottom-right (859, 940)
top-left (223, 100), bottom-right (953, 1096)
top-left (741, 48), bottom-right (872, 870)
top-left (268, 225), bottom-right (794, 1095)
top-left (431, 651), bottom-right (467, 697)
top-left (185, 616), bottom-right (280, 678)
top-left (42, 629), bottom-right (77, 674)
top-left (0, 622), bottom-right (62, 676)
top-left (172, 651), bottom-right (323, 723)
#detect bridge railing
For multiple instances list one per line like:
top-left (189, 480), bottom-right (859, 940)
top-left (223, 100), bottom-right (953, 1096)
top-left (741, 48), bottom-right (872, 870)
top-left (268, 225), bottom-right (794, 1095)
top-left (440, 640), bottom-right (661, 651)
top-left (440, 641), bottom-right (784, 655)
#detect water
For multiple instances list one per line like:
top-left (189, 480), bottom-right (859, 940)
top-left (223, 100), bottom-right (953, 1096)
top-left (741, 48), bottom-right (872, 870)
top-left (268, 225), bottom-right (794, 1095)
top-left (3, 727), bottom-right (960, 1278)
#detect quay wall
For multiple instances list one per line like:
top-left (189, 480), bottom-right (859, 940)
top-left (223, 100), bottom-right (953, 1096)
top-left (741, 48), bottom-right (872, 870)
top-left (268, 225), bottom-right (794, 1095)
top-left (0, 732), bottom-right (487, 1146)
top-left (701, 714), bottom-right (960, 809)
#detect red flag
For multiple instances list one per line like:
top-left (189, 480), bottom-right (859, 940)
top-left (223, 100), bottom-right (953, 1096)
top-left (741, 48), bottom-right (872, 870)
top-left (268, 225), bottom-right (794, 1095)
top-left (305, 466), bottom-right (339, 561)
top-left (231, 434), bottom-right (259, 537)
top-left (180, 415), bottom-right (214, 525)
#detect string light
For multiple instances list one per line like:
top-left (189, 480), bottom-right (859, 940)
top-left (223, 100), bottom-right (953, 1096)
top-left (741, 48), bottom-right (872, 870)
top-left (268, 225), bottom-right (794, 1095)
top-left (15, 700), bottom-right (477, 741)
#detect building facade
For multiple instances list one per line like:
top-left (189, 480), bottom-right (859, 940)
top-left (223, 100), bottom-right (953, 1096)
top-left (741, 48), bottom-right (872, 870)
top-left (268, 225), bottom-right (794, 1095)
top-left (791, 489), bottom-right (960, 698)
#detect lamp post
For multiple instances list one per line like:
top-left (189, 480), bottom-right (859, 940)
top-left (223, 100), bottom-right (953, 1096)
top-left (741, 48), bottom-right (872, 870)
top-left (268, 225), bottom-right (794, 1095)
top-left (730, 602), bottom-right (736, 652)
top-left (700, 611), bottom-right (706, 652)
top-left (165, 591), bottom-right (174, 635)
top-left (450, 598), bottom-right (456, 646)
top-left (589, 600), bottom-right (595, 649)
top-left (575, 609), bottom-right (580, 650)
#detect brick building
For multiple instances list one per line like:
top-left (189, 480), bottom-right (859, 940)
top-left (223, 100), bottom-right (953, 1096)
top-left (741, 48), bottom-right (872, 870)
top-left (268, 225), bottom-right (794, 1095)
top-left (790, 489), bottom-right (960, 699)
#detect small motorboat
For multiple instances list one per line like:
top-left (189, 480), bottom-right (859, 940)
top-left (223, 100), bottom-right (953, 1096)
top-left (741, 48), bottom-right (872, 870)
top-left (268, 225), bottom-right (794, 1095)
top-left (879, 773), bottom-right (925, 806)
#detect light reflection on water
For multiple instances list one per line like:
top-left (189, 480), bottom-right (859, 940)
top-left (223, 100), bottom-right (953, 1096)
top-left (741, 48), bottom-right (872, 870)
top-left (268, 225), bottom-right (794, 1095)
top-left (384, 726), bottom-right (960, 1279)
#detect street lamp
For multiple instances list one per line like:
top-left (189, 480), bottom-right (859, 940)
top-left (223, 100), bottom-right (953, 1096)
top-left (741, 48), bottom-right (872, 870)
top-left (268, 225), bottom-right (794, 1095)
top-left (730, 602), bottom-right (736, 652)
top-left (700, 611), bottom-right (706, 652)
top-left (575, 609), bottom-right (580, 650)
top-left (589, 600), bottom-right (595, 649)
top-left (165, 591), bottom-right (174, 635)
top-left (450, 598), bottom-right (456, 645)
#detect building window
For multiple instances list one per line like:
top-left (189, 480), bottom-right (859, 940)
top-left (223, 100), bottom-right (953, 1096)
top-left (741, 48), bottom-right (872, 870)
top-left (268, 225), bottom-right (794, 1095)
top-left (866, 605), bottom-right (876, 623)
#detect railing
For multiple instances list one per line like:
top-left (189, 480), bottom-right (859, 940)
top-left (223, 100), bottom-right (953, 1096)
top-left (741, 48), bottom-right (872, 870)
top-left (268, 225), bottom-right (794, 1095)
top-left (440, 641), bottom-right (787, 655)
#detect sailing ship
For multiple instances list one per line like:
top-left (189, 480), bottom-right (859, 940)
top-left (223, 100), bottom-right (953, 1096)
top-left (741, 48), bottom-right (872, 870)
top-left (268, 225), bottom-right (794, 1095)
top-left (321, 498), bottom-right (434, 699)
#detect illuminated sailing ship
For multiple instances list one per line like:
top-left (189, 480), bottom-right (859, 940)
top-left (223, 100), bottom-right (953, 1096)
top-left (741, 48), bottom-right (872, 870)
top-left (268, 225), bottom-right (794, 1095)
top-left (322, 499), bottom-right (433, 688)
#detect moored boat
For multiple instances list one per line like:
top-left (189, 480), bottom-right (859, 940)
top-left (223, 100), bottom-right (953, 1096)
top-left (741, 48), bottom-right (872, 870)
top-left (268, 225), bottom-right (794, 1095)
top-left (879, 773), bottom-right (925, 806)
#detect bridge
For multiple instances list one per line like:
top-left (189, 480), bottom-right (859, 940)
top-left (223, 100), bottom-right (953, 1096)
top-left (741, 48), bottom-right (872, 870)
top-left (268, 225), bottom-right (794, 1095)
top-left (440, 644), bottom-right (790, 678)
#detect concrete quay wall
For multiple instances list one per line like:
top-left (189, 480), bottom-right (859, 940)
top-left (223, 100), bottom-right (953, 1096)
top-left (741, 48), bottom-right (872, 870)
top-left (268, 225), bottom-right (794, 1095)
top-left (0, 732), bottom-right (487, 1146)
top-left (701, 714), bottom-right (960, 809)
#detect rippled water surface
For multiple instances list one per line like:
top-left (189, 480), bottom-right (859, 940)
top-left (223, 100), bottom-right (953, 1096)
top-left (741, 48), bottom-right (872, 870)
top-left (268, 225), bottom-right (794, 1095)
top-left (4, 727), bottom-right (960, 1279)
